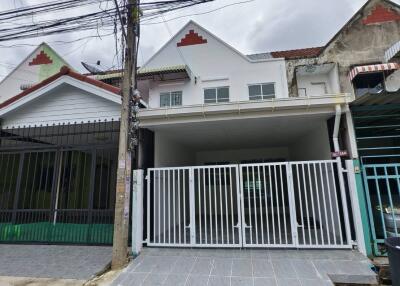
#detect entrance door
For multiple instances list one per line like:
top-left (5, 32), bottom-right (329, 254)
top-left (146, 160), bottom-right (351, 249)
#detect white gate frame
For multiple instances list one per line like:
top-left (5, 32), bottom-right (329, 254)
top-left (145, 160), bottom-right (352, 249)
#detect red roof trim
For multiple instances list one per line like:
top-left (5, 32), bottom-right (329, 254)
top-left (0, 66), bottom-right (121, 109)
top-left (270, 47), bottom-right (324, 59)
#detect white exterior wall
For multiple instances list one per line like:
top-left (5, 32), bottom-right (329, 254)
top-left (196, 147), bottom-right (289, 165)
top-left (297, 66), bottom-right (340, 97)
top-left (154, 133), bottom-right (196, 167)
top-left (143, 22), bottom-right (288, 108)
top-left (289, 121), bottom-right (332, 161)
top-left (1, 85), bottom-right (121, 128)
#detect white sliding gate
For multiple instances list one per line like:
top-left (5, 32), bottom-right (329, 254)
top-left (146, 160), bottom-right (351, 249)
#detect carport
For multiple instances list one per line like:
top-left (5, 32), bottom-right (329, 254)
top-left (139, 109), bottom-right (353, 250)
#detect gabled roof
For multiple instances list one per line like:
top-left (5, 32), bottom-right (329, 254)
top-left (0, 66), bottom-right (121, 111)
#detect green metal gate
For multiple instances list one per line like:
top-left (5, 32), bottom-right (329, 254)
top-left (362, 163), bottom-right (400, 255)
top-left (0, 121), bottom-right (119, 245)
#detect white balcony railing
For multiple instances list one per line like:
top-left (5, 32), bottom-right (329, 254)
top-left (140, 93), bottom-right (352, 117)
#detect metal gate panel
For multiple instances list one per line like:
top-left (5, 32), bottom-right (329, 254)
top-left (146, 165), bottom-right (241, 247)
top-left (193, 165), bottom-right (242, 247)
top-left (291, 161), bottom-right (351, 248)
top-left (240, 163), bottom-right (296, 247)
top-left (363, 163), bottom-right (400, 255)
top-left (147, 167), bottom-right (191, 247)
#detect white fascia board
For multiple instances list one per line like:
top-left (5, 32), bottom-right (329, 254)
top-left (0, 76), bottom-right (121, 117)
top-left (138, 94), bottom-right (352, 127)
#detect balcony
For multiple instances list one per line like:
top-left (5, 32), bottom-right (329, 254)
top-left (138, 93), bottom-right (352, 127)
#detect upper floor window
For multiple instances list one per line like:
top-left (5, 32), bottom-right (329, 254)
top-left (160, 91), bottom-right (182, 107)
top-left (248, 83), bottom-right (275, 100)
top-left (204, 87), bottom-right (229, 104)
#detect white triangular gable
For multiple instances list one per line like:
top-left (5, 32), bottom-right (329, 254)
top-left (141, 21), bottom-right (255, 76)
top-left (0, 43), bottom-right (71, 104)
top-left (0, 76), bottom-right (121, 128)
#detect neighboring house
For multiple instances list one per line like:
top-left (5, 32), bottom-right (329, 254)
top-left (0, 43), bottom-right (71, 104)
top-left (0, 66), bottom-right (122, 245)
top-left (276, 0), bottom-right (400, 256)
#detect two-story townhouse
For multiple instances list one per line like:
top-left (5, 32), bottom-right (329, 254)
top-left (135, 20), bottom-right (356, 252)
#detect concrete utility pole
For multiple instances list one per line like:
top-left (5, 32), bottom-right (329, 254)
top-left (112, 0), bottom-right (139, 269)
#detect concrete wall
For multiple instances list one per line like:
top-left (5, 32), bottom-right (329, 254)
top-left (289, 121), bottom-right (332, 161)
top-left (143, 22), bottom-right (289, 108)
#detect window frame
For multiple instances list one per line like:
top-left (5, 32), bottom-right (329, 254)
top-left (159, 91), bottom-right (183, 107)
top-left (248, 82), bottom-right (276, 101)
top-left (203, 86), bottom-right (230, 104)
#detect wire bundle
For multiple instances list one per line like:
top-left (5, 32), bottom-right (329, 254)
top-left (0, 0), bottom-right (214, 42)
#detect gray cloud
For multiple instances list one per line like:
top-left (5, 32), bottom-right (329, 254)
top-left (0, 0), bottom-right (399, 79)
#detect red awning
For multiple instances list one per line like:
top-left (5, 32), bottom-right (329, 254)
top-left (348, 63), bottom-right (399, 81)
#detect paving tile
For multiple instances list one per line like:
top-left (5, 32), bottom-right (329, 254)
top-left (272, 259), bottom-right (297, 279)
top-left (312, 259), bottom-right (342, 279)
top-left (186, 274), bottom-right (209, 286)
top-left (291, 259), bottom-right (319, 279)
top-left (254, 277), bottom-right (277, 286)
top-left (252, 258), bottom-right (274, 277)
top-left (251, 249), bottom-right (270, 259)
top-left (231, 276), bottom-right (254, 286)
top-left (208, 276), bottom-right (230, 286)
top-left (113, 272), bottom-right (148, 286)
top-left (171, 256), bottom-right (196, 274)
top-left (151, 256), bottom-right (179, 274)
top-left (232, 258), bottom-right (253, 277)
top-left (299, 279), bottom-right (334, 286)
top-left (133, 257), bottom-right (158, 273)
top-left (276, 278), bottom-right (301, 286)
top-left (211, 257), bottom-right (232, 276)
top-left (164, 274), bottom-right (188, 286)
top-left (142, 273), bottom-right (168, 286)
top-left (190, 258), bottom-right (213, 275)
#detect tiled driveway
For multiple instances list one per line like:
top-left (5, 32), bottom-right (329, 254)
top-left (111, 248), bottom-right (376, 286)
top-left (0, 244), bottom-right (112, 280)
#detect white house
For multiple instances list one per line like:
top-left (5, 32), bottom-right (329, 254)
top-left (136, 21), bottom-right (356, 252)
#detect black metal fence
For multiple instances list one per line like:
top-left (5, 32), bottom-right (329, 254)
top-left (0, 120), bottom-right (119, 245)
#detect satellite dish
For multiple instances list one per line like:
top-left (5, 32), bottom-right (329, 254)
top-left (81, 62), bottom-right (105, 74)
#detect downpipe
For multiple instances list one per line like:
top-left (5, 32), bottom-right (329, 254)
top-left (332, 104), bottom-right (354, 248)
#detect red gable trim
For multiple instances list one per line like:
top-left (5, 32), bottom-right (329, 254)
top-left (29, 50), bottom-right (53, 66)
top-left (270, 47), bottom-right (323, 60)
top-left (0, 66), bottom-right (121, 109)
top-left (363, 5), bottom-right (400, 25)
top-left (177, 30), bottom-right (207, 47)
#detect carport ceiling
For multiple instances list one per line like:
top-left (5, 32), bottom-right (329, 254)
top-left (152, 114), bottom-right (332, 150)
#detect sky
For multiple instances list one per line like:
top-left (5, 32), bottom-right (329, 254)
top-left (0, 0), bottom-right (399, 79)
